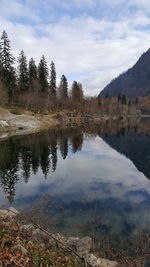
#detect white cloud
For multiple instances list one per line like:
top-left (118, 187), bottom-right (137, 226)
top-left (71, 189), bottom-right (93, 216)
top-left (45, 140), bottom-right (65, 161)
top-left (0, 0), bottom-right (40, 22)
top-left (129, 0), bottom-right (150, 11)
top-left (0, 1), bottom-right (150, 95)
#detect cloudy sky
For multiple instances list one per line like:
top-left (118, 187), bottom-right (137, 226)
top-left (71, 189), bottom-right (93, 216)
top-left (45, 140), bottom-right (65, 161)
top-left (0, 0), bottom-right (150, 96)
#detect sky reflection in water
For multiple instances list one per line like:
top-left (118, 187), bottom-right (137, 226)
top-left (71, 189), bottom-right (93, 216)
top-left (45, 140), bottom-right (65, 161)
top-left (0, 122), bottom-right (150, 241)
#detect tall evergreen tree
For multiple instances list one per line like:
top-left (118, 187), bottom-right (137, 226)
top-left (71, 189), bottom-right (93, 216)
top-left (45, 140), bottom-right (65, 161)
top-left (38, 55), bottom-right (48, 93)
top-left (18, 50), bottom-right (29, 92)
top-left (71, 81), bottom-right (78, 100)
top-left (71, 81), bottom-right (83, 101)
top-left (0, 31), bottom-right (15, 70)
top-left (0, 30), bottom-right (16, 99)
top-left (77, 82), bottom-right (83, 99)
top-left (58, 74), bottom-right (68, 100)
top-left (29, 57), bottom-right (37, 83)
top-left (49, 61), bottom-right (56, 98)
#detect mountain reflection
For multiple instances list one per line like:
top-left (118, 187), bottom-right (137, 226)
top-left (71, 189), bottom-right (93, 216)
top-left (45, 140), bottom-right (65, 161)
top-left (101, 119), bottom-right (150, 180)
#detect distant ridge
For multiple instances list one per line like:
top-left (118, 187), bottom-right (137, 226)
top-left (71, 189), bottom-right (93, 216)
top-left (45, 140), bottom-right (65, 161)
top-left (99, 48), bottom-right (150, 98)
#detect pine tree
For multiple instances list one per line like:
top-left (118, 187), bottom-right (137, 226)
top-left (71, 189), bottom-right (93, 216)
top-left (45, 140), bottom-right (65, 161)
top-left (71, 81), bottom-right (83, 101)
top-left (71, 81), bottom-right (78, 101)
top-left (0, 31), bottom-right (15, 71)
top-left (49, 61), bottom-right (56, 98)
top-left (58, 74), bottom-right (68, 100)
top-left (0, 30), bottom-right (16, 100)
top-left (29, 57), bottom-right (37, 83)
top-left (18, 50), bottom-right (29, 92)
top-left (38, 55), bottom-right (48, 93)
top-left (77, 82), bottom-right (83, 99)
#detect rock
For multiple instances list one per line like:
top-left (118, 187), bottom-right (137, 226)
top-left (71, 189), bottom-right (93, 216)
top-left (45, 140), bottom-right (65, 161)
top-left (0, 120), bottom-right (9, 127)
top-left (32, 229), bottom-right (48, 249)
top-left (76, 237), bottom-right (92, 259)
top-left (0, 207), bottom-right (19, 218)
top-left (0, 209), bottom-right (9, 217)
top-left (53, 233), bottom-right (66, 243)
top-left (66, 237), bottom-right (118, 266)
top-left (66, 236), bottom-right (92, 259)
top-left (32, 229), bottom-right (47, 241)
top-left (32, 230), bottom-right (66, 249)
top-left (13, 244), bottom-right (28, 255)
top-left (0, 133), bottom-right (9, 139)
top-left (88, 254), bottom-right (98, 266)
top-left (88, 254), bottom-right (118, 267)
top-left (66, 237), bottom-right (79, 250)
top-left (8, 207), bottom-right (20, 216)
top-left (97, 258), bottom-right (118, 267)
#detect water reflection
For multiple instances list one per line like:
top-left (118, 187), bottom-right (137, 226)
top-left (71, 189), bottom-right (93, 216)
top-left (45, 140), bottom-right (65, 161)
top-left (0, 119), bottom-right (150, 251)
top-left (0, 128), bottom-right (84, 203)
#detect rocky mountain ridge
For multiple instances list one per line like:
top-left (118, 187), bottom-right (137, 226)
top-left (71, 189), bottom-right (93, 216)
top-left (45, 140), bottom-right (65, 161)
top-left (100, 48), bottom-right (150, 98)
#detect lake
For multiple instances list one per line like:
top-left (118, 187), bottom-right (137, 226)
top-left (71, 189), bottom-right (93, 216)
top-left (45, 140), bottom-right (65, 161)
top-left (1, 119), bottom-right (150, 256)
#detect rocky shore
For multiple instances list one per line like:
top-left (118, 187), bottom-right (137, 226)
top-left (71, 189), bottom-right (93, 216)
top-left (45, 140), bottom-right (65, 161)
top-left (0, 106), bottom-right (144, 142)
top-left (0, 107), bottom-right (115, 142)
top-left (0, 207), bottom-right (118, 267)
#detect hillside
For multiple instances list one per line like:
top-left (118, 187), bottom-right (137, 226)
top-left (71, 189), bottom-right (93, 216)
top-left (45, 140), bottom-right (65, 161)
top-left (100, 48), bottom-right (150, 98)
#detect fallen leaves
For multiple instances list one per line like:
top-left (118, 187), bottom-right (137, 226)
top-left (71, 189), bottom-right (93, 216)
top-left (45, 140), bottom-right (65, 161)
top-left (11, 222), bottom-right (19, 232)
top-left (0, 215), bottom-right (81, 266)
top-left (0, 233), bottom-right (12, 249)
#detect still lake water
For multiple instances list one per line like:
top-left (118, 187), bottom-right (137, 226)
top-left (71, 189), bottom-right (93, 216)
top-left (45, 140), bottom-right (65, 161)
top-left (1, 119), bottom-right (150, 250)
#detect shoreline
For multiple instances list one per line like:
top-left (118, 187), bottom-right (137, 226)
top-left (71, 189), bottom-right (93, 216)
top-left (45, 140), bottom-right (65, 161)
top-left (0, 106), bottom-right (147, 142)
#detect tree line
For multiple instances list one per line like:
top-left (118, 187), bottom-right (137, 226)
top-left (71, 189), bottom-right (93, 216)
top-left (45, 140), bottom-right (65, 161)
top-left (0, 30), bottom-right (147, 115)
top-left (0, 30), bottom-right (84, 111)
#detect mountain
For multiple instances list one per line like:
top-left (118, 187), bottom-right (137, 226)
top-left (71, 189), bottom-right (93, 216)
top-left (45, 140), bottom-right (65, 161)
top-left (99, 48), bottom-right (150, 98)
